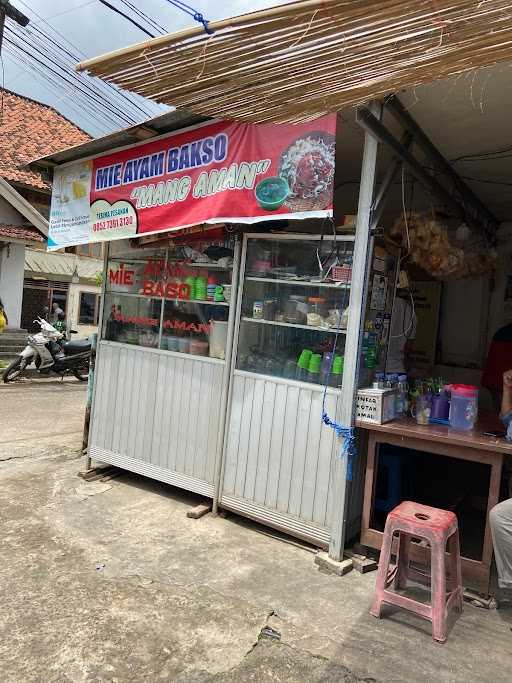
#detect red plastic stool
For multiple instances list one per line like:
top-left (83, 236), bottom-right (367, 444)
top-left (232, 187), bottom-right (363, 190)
top-left (370, 501), bottom-right (463, 643)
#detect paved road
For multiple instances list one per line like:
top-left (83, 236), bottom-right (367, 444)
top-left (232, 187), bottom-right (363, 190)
top-left (0, 376), bottom-right (86, 462)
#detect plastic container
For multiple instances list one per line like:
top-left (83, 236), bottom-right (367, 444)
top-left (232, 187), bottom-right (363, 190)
top-left (166, 335), bottom-right (180, 352)
top-left (185, 276), bottom-right (196, 300)
top-left (207, 276), bottom-right (217, 301)
top-left (283, 359), bottom-right (297, 380)
top-left (222, 284), bottom-right (231, 303)
top-left (306, 353), bottom-right (322, 384)
top-left (209, 320), bottom-right (228, 359)
top-left (178, 337), bottom-right (190, 354)
top-left (194, 276), bottom-right (207, 301)
top-left (253, 301), bottom-right (264, 319)
top-left (449, 384), bottom-right (478, 431)
top-left (431, 391), bottom-right (450, 421)
top-left (263, 298), bottom-right (277, 320)
top-left (330, 355), bottom-right (344, 388)
top-left (296, 349), bottom-right (312, 382)
top-left (189, 339), bottom-right (209, 356)
top-left (396, 374), bottom-right (409, 416)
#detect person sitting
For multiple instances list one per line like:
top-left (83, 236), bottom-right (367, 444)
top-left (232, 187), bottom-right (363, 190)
top-left (490, 370), bottom-right (512, 595)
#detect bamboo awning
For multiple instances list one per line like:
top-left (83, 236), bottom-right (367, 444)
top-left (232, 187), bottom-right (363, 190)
top-left (77, 0), bottom-right (512, 123)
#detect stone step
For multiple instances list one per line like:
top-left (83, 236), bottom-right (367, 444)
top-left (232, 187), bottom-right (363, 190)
top-left (0, 337), bottom-right (27, 347)
top-left (0, 347), bottom-right (24, 356)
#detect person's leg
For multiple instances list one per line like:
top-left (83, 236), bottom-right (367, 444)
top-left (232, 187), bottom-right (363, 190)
top-left (490, 499), bottom-right (512, 591)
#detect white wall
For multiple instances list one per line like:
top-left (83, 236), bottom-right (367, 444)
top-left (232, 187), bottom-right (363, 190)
top-left (0, 242), bottom-right (25, 328)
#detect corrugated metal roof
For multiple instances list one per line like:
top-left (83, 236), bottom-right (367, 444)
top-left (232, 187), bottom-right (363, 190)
top-left (29, 110), bottom-right (207, 169)
top-left (25, 248), bottom-right (102, 281)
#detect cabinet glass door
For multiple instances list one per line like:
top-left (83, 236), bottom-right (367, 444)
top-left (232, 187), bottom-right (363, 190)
top-left (236, 236), bottom-right (354, 388)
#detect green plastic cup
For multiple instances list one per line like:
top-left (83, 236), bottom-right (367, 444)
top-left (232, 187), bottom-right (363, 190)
top-left (308, 353), bottom-right (322, 373)
top-left (298, 349), bottom-right (312, 369)
top-left (332, 355), bottom-right (343, 375)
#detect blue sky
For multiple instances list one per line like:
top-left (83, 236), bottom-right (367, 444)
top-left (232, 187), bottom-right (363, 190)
top-left (7, 1), bottom-right (292, 135)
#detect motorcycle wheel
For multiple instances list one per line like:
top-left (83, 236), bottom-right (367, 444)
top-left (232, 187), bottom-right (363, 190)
top-left (73, 364), bottom-right (89, 381)
top-left (3, 356), bottom-right (27, 383)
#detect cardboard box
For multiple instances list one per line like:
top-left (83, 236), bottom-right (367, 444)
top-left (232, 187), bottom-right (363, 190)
top-left (356, 388), bottom-right (397, 424)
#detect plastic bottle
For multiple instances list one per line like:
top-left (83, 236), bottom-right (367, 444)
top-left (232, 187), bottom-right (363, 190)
top-left (296, 349), bottom-right (312, 382)
top-left (306, 353), bottom-right (322, 384)
top-left (185, 276), bottom-right (196, 300)
top-left (396, 374), bottom-right (409, 416)
top-left (207, 275), bottom-right (217, 301)
top-left (195, 276), bottom-right (207, 301)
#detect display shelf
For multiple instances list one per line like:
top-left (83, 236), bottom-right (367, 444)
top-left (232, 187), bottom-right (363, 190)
top-left (241, 316), bottom-right (347, 334)
top-left (104, 290), bottom-right (228, 305)
top-left (168, 297), bottom-right (229, 306)
top-left (245, 276), bottom-right (350, 289)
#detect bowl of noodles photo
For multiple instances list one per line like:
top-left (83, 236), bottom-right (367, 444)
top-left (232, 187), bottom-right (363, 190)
top-left (278, 131), bottom-right (335, 212)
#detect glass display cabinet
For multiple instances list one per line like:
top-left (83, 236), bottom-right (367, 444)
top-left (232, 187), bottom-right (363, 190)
top-left (220, 234), bottom-right (356, 545)
top-left (89, 235), bottom-right (240, 500)
top-left (103, 240), bottom-right (233, 359)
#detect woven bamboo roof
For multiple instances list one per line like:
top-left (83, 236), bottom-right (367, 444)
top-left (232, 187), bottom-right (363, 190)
top-left (77, 0), bottom-right (512, 124)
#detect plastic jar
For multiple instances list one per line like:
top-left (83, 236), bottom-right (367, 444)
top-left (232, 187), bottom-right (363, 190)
top-left (189, 339), bottom-right (209, 356)
top-left (449, 384), bottom-right (478, 431)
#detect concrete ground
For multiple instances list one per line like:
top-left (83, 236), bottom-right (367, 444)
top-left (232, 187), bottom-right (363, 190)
top-left (1, 379), bottom-right (511, 682)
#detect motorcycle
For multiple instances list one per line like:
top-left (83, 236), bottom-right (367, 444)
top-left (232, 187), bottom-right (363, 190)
top-left (2, 317), bottom-right (92, 383)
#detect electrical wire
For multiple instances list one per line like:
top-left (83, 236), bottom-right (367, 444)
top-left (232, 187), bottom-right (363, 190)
top-left (5, 17), bottom-right (163, 134)
top-left (4, 30), bottom-right (130, 132)
top-left (119, 0), bottom-right (168, 34)
top-left (97, 0), bottom-right (156, 37)
top-left (14, 0), bottom-right (163, 123)
top-left (389, 164), bottom-right (416, 341)
top-left (7, 25), bottom-right (136, 125)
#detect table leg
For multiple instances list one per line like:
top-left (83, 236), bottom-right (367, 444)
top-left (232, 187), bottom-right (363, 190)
top-left (361, 431), bottom-right (378, 540)
top-left (481, 452), bottom-right (504, 595)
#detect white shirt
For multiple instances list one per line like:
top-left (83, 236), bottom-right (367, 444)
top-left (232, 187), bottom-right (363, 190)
top-left (385, 296), bottom-right (416, 374)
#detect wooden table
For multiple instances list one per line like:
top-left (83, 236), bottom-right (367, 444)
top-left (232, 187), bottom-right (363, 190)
top-left (357, 416), bottom-right (512, 595)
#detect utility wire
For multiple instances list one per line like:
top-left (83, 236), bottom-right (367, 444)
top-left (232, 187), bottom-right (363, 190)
top-left (119, 0), bottom-right (168, 34)
top-left (2, 50), bottom-right (111, 135)
top-left (7, 26), bottom-right (136, 125)
top-left (4, 33), bottom-right (129, 130)
top-left (5, 28), bottom-right (134, 128)
top-left (97, 0), bottom-right (156, 37)
top-left (14, 0), bottom-right (163, 122)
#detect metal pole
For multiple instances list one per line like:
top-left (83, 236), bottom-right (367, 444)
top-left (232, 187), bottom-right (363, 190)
top-left (212, 233), bottom-right (242, 514)
top-left (83, 332), bottom-right (97, 470)
top-left (82, 243), bottom-right (109, 470)
top-left (328, 102), bottom-right (380, 562)
top-left (357, 106), bottom-right (465, 220)
top-left (385, 96), bottom-right (498, 231)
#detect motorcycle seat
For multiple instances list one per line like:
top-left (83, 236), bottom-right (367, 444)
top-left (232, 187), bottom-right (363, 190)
top-left (62, 338), bottom-right (91, 355)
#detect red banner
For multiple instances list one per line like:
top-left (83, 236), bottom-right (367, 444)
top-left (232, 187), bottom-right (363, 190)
top-left (48, 116), bottom-right (336, 249)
